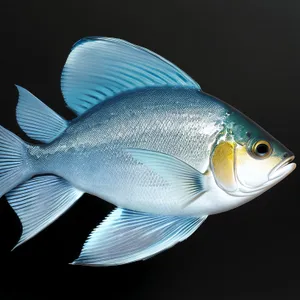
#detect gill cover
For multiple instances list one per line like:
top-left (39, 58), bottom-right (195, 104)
top-left (211, 141), bottom-right (238, 192)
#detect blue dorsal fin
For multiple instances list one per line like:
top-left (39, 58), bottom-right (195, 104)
top-left (15, 85), bottom-right (68, 143)
top-left (61, 37), bottom-right (201, 115)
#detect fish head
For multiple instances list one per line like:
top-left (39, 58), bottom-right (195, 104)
top-left (211, 110), bottom-right (296, 197)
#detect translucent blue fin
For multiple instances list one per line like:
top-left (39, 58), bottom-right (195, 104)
top-left (61, 37), bottom-right (200, 115)
top-left (125, 148), bottom-right (207, 207)
top-left (15, 85), bottom-right (68, 143)
top-left (0, 125), bottom-right (29, 198)
top-left (72, 208), bottom-right (207, 266)
top-left (6, 175), bottom-right (83, 248)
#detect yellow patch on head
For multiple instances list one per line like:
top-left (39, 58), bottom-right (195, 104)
top-left (211, 141), bottom-right (237, 192)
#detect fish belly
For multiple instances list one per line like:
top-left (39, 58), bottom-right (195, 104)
top-left (35, 88), bottom-right (227, 215)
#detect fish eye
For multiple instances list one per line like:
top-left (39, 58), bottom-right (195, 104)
top-left (252, 140), bottom-right (272, 158)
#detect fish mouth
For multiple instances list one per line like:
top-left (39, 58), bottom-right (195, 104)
top-left (269, 155), bottom-right (296, 181)
top-left (228, 155), bottom-right (296, 197)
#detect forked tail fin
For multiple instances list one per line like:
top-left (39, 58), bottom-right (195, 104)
top-left (0, 125), bottom-right (31, 198)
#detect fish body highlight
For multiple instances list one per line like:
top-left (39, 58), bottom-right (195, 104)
top-left (0, 37), bottom-right (296, 266)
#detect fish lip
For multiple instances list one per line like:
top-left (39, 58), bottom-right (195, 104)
top-left (229, 155), bottom-right (296, 197)
top-left (268, 155), bottom-right (296, 181)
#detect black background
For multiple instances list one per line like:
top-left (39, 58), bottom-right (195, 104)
top-left (0, 0), bottom-right (299, 299)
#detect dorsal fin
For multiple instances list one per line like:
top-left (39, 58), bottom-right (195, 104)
top-left (16, 85), bottom-right (68, 143)
top-left (61, 37), bottom-right (201, 115)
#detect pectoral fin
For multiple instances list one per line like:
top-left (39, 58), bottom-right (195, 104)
top-left (72, 208), bottom-right (207, 266)
top-left (125, 148), bottom-right (207, 207)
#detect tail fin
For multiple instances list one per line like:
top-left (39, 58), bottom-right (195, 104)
top-left (0, 125), bottom-right (30, 198)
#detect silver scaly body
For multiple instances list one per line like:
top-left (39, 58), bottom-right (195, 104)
top-left (30, 88), bottom-right (226, 215)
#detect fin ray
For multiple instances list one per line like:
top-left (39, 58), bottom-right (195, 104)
top-left (61, 37), bottom-right (200, 115)
top-left (6, 175), bottom-right (83, 248)
top-left (72, 208), bottom-right (207, 266)
top-left (125, 148), bottom-right (207, 207)
top-left (0, 126), bottom-right (29, 198)
top-left (16, 85), bottom-right (68, 143)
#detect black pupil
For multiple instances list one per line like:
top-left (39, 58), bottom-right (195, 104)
top-left (256, 143), bottom-right (269, 155)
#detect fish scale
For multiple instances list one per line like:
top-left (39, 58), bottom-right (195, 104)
top-left (0, 37), bottom-right (295, 266)
top-left (34, 88), bottom-right (225, 206)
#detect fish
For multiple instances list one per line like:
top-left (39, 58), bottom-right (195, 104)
top-left (0, 37), bottom-right (296, 266)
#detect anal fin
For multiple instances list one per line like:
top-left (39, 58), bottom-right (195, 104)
top-left (72, 208), bottom-right (207, 266)
top-left (6, 175), bottom-right (83, 248)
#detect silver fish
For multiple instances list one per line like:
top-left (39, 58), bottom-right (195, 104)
top-left (0, 37), bottom-right (296, 266)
